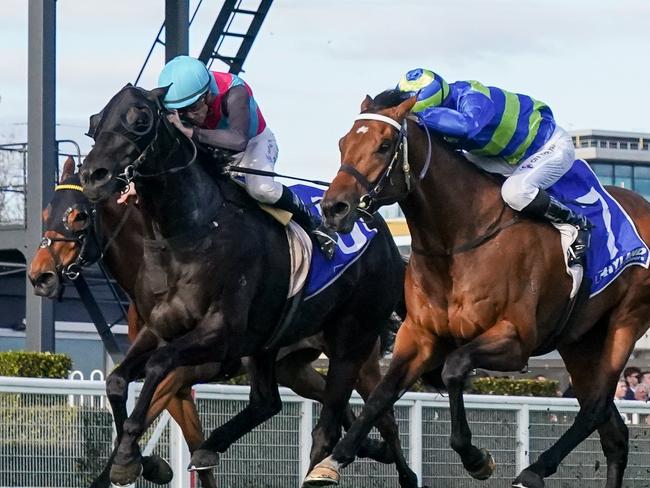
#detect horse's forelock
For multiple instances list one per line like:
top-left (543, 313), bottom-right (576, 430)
top-left (367, 89), bottom-right (412, 111)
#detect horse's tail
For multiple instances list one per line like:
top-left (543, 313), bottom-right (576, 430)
top-left (379, 253), bottom-right (409, 356)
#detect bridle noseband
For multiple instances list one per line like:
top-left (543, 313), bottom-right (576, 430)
top-left (338, 112), bottom-right (432, 216)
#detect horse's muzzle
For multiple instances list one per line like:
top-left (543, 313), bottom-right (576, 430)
top-left (80, 166), bottom-right (114, 202)
top-left (31, 271), bottom-right (60, 299)
top-left (321, 198), bottom-right (355, 233)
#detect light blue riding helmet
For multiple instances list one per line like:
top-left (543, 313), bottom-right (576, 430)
top-left (398, 68), bottom-right (450, 114)
top-left (158, 55), bottom-right (218, 110)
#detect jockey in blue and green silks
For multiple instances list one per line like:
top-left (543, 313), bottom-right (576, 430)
top-left (397, 68), bottom-right (590, 268)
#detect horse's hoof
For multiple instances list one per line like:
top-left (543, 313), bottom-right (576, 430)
top-left (467, 448), bottom-right (495, 480)
top-left (398, 469), bottom-right (419, 488)
top-left (110, 460), bottom-right (143, 487)
top-left (188, 449), bottom-right (219, 471)
top-left (302, 455), bottom-right (341, 487)
top-left (512, 468), bottom-right (545, 488)
top-left (142, 454), bottom-right (173, 485)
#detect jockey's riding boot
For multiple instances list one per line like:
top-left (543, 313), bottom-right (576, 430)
top-left (275, 186), bottom-right (338, 260)
top-left (522, 189), bottom-right (591, 268)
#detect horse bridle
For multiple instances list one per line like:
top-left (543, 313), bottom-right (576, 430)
top-left (39, 184), bottom-right (132, 280)
top-left (338, 113), bottom-right (432, 216)
top-left (91, 88), bottom-right (198, 189)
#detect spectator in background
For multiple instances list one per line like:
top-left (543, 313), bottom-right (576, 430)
top-left (615, 380), bottom-right (628, 401)
top-left (623, 366), bottom-right (642, 400)
top-left (635, 384), bottom-right (649, 402)
top-left (640, 371), bottom-right (650, 388)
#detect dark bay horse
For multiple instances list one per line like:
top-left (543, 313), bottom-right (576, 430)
top-left (29, 159), bottom-right (411, 486)
top-left (78, 85), bottom-right (417, 487)
top-left (306, 89), bottom-right (650, 488)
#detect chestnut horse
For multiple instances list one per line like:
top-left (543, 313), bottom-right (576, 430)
top-left (306, 89), bottom-right (650, 488)
top-left (29, 158), bottom-right (413, 487)
top-left (78, 85), bottom-right (418, 487)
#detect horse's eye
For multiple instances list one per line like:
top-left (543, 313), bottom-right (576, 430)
top-left (377, 141), bottom-right (392, 154)
top-left (74, 212), bottom-right (88, 223)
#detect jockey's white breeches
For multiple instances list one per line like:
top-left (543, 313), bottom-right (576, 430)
top-left (229, 126), bottom-right (282, 204)
top-left (464, 126), bottom-right (576, 211)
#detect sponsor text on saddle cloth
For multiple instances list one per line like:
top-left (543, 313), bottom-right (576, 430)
top-left (547, 159), bottom-right (649, 297)
top-left (291, 184), bottom-right (378, 299)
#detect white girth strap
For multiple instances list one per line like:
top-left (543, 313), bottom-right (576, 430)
top-left (354, 113), bottom-right (402, 131)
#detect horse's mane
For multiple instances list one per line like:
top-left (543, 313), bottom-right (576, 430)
top-left (367, 89), bottom-right (412, 111)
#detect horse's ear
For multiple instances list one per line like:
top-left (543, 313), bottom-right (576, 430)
top-left (393, 95), bottom-right (417, 120)
top-left (86, 111), bottom-right (103, 139)
top-left (150, 85), bottom-right (171, 104)
top-left (60, 156), bottom-right (75, 183)
top-left (360, 95), bottom-right (373, 112)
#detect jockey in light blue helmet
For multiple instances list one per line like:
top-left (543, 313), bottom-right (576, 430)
top-left (157, 55), bottom-right (218, 110)
top-left (397, 68), bottom-right (450, 113)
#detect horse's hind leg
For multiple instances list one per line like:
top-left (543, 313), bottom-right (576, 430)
top-left (307, 319), bottom-right (378, 472)
top-left (514, 312), bottom-right (646, 488)
top-left (277, 345), bottom-right (395, 465)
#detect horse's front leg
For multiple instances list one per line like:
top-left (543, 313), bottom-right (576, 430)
top-left (304, 318), bottom-right (445, 487)
top-left (88, 327), bottom-right (158, 488)
top-left (110, 314), bottom-right (229, 486)
top-left (442, 319), bottom-right (527, 481)
top-left (189, 349), bottom-right (281, 470)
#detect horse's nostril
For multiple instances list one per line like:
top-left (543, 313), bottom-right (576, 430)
top-left (91, 168), bottom-right (110, 184)
top-left (332, 201), bottom-right (351, 218)
top-left (35, 271), bottom-right (57, 288)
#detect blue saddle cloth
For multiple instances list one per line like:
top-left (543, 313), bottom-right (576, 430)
top-left (290, 184), bottom-right (378, 299)
top-left (547, 159), bottom-right (649, 296)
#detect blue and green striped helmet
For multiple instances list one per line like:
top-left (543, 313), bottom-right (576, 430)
top-left (398, 68), bottom-right (449, 113)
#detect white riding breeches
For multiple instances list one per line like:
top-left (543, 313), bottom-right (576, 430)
top-left (465, 126), bottom-right (576, 211)
top-left (229, 127), bottom-right (282, 204)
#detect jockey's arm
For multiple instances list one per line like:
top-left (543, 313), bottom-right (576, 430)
top-left (193, 84), bottom-right (251, 152)
top-left (417, 91), bottom-right (495, 139)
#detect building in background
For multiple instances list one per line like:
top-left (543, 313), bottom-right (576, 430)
top-left (572, 129), bottom-right (650, 199)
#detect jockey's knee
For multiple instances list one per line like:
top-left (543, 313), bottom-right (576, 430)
top-left (246, 181), bottom-right (283, 204)
top-left (501, 178), bottom-right (538, 212)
